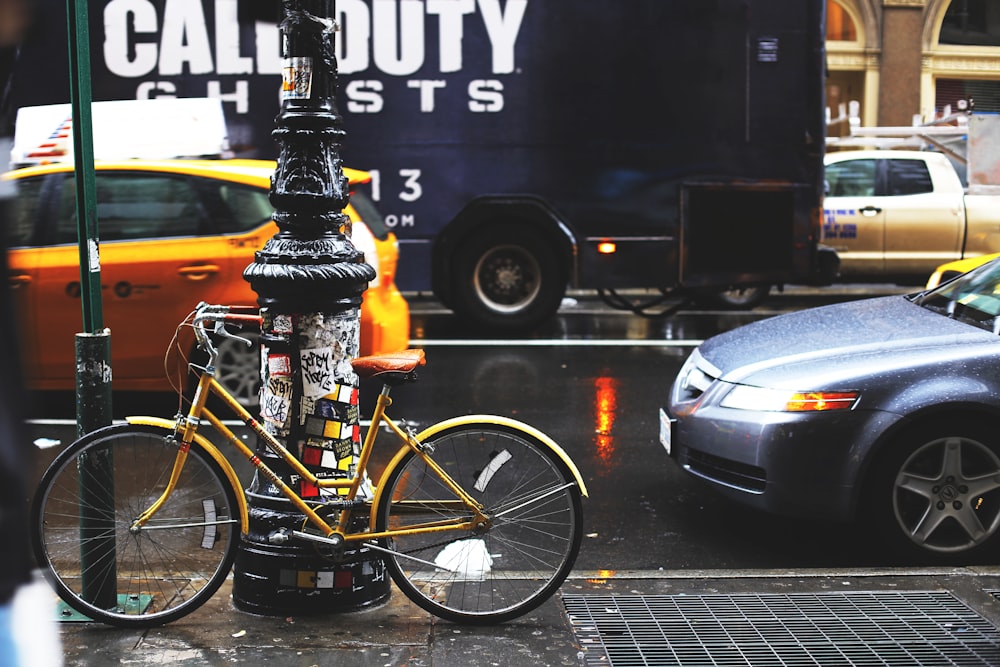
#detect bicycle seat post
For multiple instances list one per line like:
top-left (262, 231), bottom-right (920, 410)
top-left (368, 381), bottom-right (394, 426)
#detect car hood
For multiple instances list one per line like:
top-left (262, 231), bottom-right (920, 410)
top-left (698, 295), bottom-right (997, 384)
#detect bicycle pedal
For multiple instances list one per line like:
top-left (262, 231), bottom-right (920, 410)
top-left (267, 528), bottom-right (292, 545)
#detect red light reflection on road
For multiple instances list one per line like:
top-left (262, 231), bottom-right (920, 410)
top-left (593, 376), bottom-right (618, 476)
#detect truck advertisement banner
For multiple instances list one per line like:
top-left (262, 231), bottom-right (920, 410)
top-left (9, 0), bottom-right (830, 330)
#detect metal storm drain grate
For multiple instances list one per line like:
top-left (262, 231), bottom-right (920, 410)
top-left (564, 591), bottom-right (1000, 666)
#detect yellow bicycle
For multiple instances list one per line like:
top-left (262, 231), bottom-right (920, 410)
top-left (30, 302), bottom-right (587, 627)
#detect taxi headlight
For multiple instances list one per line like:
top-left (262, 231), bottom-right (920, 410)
top-left (720, 386), bottom-right (859, 412)
top-left (351, 222), bottom-right (381, 288)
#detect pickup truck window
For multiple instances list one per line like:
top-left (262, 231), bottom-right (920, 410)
top-left (887, 159), bottom-right (933, 196)
top-left (826, 159), bottom-right (876, 197)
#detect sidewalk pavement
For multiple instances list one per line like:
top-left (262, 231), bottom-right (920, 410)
top-left (53, 566), bottom-right (1000, 666)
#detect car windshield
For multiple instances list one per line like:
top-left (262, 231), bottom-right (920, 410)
top-left (911, 258), bottom-right (1000, 333)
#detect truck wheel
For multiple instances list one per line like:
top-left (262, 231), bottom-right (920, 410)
top-left (452, 226), bottom-right (566, 332)
top-left (696, 285), bottom-right (770, 310)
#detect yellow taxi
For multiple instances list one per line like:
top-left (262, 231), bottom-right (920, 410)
top-left (4, 159), bottom-right (409, 406)
top-left (925, 252), bottom-right (1000, 289)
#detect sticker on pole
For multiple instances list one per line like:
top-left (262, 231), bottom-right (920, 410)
top-left (300, 347), bottom-right (336, 398)
top-left (282, 57), bottom-right (313, 100)
top-left (88, 238), bottom-right (100, 273)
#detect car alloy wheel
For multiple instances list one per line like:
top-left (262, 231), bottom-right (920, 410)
top-left (889, 431), bottom-right (1000, 557)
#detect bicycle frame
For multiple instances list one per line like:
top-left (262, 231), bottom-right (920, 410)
top-left (128, 359), bottom-right (493, 549)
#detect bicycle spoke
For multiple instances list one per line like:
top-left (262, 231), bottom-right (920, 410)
top-left (492, 482), bottom-right (577, 518)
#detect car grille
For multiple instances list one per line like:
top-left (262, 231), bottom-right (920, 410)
top-left (684, 448), bottom-right (767, 494)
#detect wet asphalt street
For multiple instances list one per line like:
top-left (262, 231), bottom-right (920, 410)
top-left (27, 283), bottom-right (929, 574)
top-left (397, 285), bottom-right (937, 573)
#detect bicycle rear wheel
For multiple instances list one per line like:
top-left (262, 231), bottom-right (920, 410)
top-left (31, 424), bottom-right (240, 627)
top-left (375, 422), bottom-right (583, 624)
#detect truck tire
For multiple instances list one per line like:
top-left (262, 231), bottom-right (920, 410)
top-left (452, 226), bottom-right (566, 332)
top-left (696, 285), bottom-right (770, 310)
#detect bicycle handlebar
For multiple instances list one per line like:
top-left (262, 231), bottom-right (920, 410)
top-left (191, 302), bottom-right (262, 367)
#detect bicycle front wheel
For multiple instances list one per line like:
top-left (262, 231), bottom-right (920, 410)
top-left (31, 424), bottom-right (241, 627)
top-left (375, 422), bottom-right (583, 624)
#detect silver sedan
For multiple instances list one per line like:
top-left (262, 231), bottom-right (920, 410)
top-left (662, 260), bottom-right (1000, 563)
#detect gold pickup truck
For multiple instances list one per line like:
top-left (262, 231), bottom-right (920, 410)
top-left (823, 150), bottom-right (1000, 283)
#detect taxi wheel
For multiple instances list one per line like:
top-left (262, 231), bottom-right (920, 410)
top-left (452, 226), bottom-right (566, 332)
top-left (865, 420), bottom-right (1000, 564)
top-left (213, 331), bottom-right (261, 408)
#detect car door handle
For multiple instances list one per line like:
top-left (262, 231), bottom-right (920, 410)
top-left (8, 274), bottom-right (32, 288)
top-left (859, 206), bottom-right (882, 216)
top-left (177, 264), bottom-right (221, 281)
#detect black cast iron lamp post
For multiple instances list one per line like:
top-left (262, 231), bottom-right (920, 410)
top-left (235, 0), bottom-right (388, 615)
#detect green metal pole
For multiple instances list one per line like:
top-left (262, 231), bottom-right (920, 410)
top-left (67, 0), bottom-right (110, 433)
top-left (67, 0), bottom-right (102, 335)
top-left (67, 0), bottom-right (116, 613)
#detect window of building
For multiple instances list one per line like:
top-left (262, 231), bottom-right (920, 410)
top-left (827, 1), bottom-right (857, 42)
top-left (940, 0), bottom-right (1000, 46)
top-left (936, 78), bottom-right (1000, 113)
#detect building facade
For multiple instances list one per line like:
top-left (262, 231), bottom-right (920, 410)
top-left (828, 0), bottom-right (1000, 130)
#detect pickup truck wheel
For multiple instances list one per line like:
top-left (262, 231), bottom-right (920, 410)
top-left (452, 226), bottom-right (566, 332)
top-left (696, 285), bottom-right (770, 310)
top-left (865, 421), bottom-right (1000, 564)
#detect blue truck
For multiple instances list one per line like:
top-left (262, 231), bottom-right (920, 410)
top-left (8, 0), bottom-right (836, 330)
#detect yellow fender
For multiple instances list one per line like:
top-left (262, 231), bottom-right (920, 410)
top-left (370, 414), bottom-right (588, 524)
top-left (127, 416), bottom-right (250, 535)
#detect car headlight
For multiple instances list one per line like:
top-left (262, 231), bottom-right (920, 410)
top-left (673, 349), bottom-right (720, 403)
top-left (720, 385), bottom-right (859, 412)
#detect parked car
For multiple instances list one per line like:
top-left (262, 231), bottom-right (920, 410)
top-left (3, 159), bottom-right (409, 406)
top-left (661, 257), bottom-right (1000, 563)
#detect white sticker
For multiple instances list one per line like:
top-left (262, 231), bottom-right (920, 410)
top-left (300, 346), bottom-right (336, 398)
top-left (272, 314), bottom-right (293, 335)
top-left (261, 377), bottom-right (292, 427)
top-left (282, 57), bottom-right (313, 100)
top-left (88, 238), bottom-right (101, 272)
